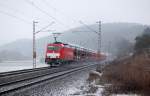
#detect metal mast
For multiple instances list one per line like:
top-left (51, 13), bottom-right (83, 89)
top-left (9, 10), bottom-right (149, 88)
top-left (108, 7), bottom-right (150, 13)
top-left (33, 21), bottom-right (38, 68)
top-left (96, 21), bottom-right (101, 54)
top-left (79, 20), bottom-right (102, 54)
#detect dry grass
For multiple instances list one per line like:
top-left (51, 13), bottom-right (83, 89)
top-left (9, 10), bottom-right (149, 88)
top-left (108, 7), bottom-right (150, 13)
top-left (101, 54), bottom-right (150, 94)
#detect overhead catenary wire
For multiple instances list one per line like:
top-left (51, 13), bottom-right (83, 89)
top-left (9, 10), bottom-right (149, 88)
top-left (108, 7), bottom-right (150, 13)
top-left (79, 21), bottom-right (98, 34)
top-left (78, 20), bottom-right (102, 53)
top-left (42, 0), bottom-right (100, 49)
top-left (24, 0), bottom-right (68, 28)
top-left (35, 21), bottom-right (55, 34)
top-left (42, 0), bottom-right (99, 47)
top-left (0, 10), bottom-right (31, 24)
top-left (0, 2), bottom-right (31, 20)
top-left (42, 0), bottom-right (58, 12)
top-left (41, 0), bottom-right (79, 29)
top-left (26, 0), bottom-right (80, 33)
top-left (42, 0), bottom-right (77, 23)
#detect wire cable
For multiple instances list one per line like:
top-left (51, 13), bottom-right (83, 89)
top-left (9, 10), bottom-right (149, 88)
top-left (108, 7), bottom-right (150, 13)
top-left (0, 10), bottom-right (31, 24)
top-left (35, 21), bottom-right (55, 34)
top-left (79, 21), bottom-right (98, 34)
top-left (24, 0), bottom-right (66, 26)
top-left (42, 0), bottom-right (78, 27)
top-left (0, 2), bottom-right (31, 20)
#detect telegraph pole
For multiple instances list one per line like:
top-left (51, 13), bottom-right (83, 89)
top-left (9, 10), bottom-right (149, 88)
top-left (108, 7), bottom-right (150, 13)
top-left (96, 21), bottom-right (101, 54)
top-left (33, 21), bottom-right (38, 68)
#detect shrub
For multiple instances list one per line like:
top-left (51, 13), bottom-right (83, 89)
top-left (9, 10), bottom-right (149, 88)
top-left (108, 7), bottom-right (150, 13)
top-left (101, 54), bottom-right (150, 94)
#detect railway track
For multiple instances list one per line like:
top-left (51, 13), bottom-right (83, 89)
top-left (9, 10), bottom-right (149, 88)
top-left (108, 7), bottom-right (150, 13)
top-left (0, 66), bottom-right (51, 77)
top-left (0, 62), bottom-right (98, 95)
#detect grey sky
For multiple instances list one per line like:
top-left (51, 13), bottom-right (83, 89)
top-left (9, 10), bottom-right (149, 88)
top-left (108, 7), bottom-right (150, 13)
top-left (0, 0), bottom-right (150, 45)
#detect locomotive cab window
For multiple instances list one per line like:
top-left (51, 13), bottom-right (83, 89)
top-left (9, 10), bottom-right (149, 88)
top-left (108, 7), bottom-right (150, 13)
top-left (48, 46), bottom-right (61, 50)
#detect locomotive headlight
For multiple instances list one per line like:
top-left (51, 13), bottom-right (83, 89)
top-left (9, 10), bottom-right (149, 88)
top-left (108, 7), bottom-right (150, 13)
top-left (47, 53), bottom-right (60, 58)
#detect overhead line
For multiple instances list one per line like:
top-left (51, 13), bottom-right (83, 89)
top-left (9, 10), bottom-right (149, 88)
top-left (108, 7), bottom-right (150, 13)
top-left (24, 0), bottom-right (66, 27)
top-left (0, 2), bottom-right (31, 20)
top-left (42, 0), bottom-right (78, 28)
top-left (35, 21), bottom-right (55, 34)
top-left (79, 21), bottom-right (98, 34)
top-left (0, 10), bottom-right (31, 24)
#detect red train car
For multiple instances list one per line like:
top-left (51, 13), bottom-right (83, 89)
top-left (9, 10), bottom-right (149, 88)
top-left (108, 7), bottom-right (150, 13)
top-left (45, 42), bottom-right (106, 66)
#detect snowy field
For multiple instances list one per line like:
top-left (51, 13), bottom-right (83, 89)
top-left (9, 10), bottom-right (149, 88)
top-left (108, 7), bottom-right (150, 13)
top-left (0, 60), bottom-right (48, 73)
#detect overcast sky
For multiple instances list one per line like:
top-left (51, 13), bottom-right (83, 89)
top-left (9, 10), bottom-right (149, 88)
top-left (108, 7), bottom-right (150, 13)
top-left (0, 0), bottom-right (150, 45)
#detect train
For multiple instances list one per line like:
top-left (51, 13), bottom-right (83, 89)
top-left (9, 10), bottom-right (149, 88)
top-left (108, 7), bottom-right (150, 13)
top-left (45, 42), bottom-right (106, 66)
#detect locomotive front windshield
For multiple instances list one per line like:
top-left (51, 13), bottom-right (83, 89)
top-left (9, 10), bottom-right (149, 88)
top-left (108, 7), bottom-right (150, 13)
top-left (47, 46), bottom-right (61, 51)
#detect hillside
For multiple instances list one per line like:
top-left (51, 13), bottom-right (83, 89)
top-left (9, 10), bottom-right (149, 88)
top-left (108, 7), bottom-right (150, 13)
top-left (0, 23), bottom-right (146, 60)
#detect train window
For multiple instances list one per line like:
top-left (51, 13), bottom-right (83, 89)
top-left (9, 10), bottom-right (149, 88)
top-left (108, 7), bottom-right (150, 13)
top-left (47, 46), bottom-right (61, 50)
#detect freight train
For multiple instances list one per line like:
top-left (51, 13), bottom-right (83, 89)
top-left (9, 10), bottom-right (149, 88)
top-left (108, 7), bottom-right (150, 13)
top-left (45, 42), bottom-right (106, 66)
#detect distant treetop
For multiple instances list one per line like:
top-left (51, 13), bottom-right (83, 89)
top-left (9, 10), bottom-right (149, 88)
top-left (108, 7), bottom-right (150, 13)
top-left (134, 27), bottom-right (150, 53)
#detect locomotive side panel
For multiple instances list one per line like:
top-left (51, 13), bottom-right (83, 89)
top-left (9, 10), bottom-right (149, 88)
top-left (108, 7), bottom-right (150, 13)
top-left (60, 47), bottom-right (74, 61)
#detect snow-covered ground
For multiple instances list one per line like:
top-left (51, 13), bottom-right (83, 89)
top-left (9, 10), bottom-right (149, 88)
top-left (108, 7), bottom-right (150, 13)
top-left (0, 60), bottom-right (48, 72)
top-left (0, 61), bottom-right (140, 96)
top-left (7, 66), bottom-right (95, 96)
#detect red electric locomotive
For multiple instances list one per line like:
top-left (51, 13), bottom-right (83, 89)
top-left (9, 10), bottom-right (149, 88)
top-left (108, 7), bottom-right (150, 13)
top-left (45, 42), bottom-right (74, 66)
top-left (45, 42), bottom-right (106, 66)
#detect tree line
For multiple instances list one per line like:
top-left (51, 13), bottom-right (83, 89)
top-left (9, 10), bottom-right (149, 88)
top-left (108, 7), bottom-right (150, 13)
top-left (135, 27), bottom-right (150, 54)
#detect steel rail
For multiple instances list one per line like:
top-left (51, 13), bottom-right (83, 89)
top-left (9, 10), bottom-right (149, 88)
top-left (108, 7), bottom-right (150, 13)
top-left (0, 63), bottom-right (97, 95)
top-left (0, 67), bottom-right (51, 76)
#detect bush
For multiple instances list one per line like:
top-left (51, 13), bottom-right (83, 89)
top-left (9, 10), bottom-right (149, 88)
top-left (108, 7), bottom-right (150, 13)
top-left (101, 54), bottom-right (150, 94)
